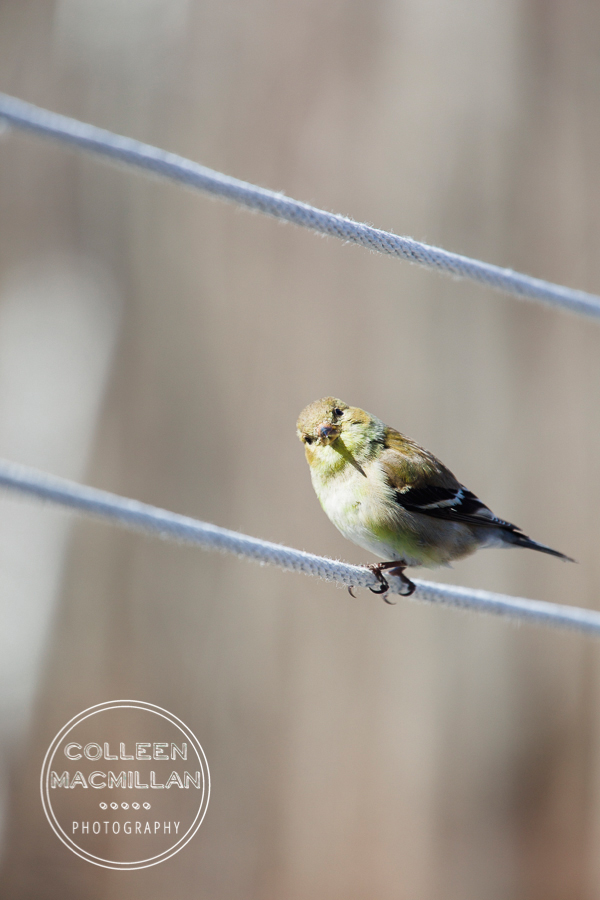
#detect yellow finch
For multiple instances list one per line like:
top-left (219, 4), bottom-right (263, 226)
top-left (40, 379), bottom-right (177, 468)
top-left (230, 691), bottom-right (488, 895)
top-left (297, 397), bottom-right (574, 597)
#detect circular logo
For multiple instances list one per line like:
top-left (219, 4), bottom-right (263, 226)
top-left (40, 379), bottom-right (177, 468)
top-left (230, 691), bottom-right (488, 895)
top-left (40, 700), bottom-right (210, 870)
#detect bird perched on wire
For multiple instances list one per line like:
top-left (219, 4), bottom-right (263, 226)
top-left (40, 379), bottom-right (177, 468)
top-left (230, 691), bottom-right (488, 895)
top-left (296, 397), bottom-right (574, 599)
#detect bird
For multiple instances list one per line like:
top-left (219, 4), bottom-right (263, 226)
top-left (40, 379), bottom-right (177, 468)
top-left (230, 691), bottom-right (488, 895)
top-left (296, 397), bottom-right (574, 599)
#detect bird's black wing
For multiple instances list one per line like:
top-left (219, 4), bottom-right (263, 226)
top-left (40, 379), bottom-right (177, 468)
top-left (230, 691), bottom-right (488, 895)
top-left (380, 429), bottom-right (521, 533)
top-left (379, 432), bottom-right (573, 560)
top-left (395, 483), bottom-right (520, 532)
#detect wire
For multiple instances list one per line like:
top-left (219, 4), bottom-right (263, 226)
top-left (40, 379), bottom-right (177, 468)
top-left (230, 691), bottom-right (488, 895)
top-left (0, 457), bottom-right (596, 637)
top-left (1, 92), bottom-right (599, 319)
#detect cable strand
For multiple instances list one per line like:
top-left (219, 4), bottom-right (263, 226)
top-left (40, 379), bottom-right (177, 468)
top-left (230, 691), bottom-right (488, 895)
top-left (0, 458), bottom-right (596, 637)
top-left (0, 93), bottom-right (599, 318)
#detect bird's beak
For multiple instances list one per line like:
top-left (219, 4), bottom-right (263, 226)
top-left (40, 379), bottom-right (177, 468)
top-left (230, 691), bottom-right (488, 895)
top-left (317, 422), bottom-right (339, 445)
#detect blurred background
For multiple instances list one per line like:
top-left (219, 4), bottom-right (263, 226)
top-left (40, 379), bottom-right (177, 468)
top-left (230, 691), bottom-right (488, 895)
top-left (0, 0), bottom-right (600, 897)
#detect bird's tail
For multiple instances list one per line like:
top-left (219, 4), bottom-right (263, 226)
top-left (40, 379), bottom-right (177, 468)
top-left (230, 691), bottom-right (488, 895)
top-left (505, 531), bottom-right (576, 563)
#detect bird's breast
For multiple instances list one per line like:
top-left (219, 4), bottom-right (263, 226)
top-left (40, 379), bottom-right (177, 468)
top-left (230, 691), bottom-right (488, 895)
top-left (311, 458), bottom-right (400, 553)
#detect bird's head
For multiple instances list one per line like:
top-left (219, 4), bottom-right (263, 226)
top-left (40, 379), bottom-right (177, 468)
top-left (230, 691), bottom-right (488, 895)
top-left (296, 397), bottom-right (383, 471)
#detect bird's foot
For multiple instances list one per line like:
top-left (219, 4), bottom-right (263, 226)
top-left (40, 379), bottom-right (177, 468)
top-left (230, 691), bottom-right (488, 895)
top-left (367, 561), bottom-right (416, 602)
top-left (367, 565), bottom-right (390, 595)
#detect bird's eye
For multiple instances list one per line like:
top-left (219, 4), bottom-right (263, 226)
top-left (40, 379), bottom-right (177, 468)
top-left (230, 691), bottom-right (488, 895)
top-left (333, 408), bottom-right (343, 417)
top-left (304, 435), bottom-right (314, 445)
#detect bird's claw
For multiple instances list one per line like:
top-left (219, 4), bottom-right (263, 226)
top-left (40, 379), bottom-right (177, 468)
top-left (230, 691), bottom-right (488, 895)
top-left (367, 564), bottom-right (391, 600)
top-left (397, 577), bottom-right (416, 597)
top-left (368, 578), bottom-right (389, 594)
top-left (367, 562), bottom-right (416, 601)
